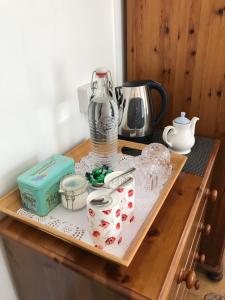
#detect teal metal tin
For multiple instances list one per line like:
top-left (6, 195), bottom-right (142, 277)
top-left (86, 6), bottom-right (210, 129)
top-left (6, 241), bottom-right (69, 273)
top-left (17, 154), bottom-right (75, 216)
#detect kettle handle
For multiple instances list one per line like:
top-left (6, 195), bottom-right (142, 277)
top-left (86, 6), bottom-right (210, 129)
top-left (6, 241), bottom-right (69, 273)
top-left (115, 86), bottom-right (125, 127)
top-left (115, 86), bottom-right (123, 107)
top-left (147, 81), bottom-right (168, 126)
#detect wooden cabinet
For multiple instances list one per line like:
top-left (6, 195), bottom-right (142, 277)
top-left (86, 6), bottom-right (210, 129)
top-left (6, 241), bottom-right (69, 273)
top-left (0, 139), bottom-right (219, 300)
top-left (167, 176), bottom-right (213, 299)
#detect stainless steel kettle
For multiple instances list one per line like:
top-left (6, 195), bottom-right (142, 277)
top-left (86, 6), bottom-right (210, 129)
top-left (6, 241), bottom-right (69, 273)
top-left (115, 80), bottom-right (168, 143)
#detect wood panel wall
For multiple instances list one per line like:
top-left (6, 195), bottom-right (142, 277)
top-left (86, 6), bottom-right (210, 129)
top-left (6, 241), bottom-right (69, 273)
top-left (126, 0), bottom-right (225, 138)
top-left (126, 0), bottom-right (225, 273)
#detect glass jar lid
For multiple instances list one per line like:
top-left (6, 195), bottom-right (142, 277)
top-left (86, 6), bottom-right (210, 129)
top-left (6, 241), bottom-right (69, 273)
top-left (60, 174), bottom-right (88, 195)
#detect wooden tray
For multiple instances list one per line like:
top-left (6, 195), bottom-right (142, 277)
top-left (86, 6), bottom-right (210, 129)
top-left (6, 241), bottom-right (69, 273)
top-left (0, 139), bottom-right (187, 266)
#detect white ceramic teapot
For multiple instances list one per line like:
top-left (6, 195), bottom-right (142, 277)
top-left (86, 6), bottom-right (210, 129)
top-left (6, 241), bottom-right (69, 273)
top-left (162, 112), bottom-right (199, 154)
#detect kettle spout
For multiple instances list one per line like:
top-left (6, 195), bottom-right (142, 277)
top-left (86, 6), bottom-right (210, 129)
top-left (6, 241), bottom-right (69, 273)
top-left (190, 117), bottom-right (199, 135)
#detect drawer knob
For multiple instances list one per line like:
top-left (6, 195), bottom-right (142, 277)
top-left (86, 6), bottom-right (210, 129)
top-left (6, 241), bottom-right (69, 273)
top-left (194, 253), bottom-right (206, 264)
top-left (205, 188), bottom-right (218, 202)
top-left (178, 269), bottom-right (199, 289)
top-left (199, 223), bottom-right (212, 235)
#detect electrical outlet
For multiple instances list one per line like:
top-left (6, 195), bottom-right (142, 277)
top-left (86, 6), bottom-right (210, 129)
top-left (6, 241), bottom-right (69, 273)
top-left (77, 83), bottom-right (92, 114)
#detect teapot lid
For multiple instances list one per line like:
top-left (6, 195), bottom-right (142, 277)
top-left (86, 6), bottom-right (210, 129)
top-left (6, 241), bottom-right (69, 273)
top-left (174, 112), bottom-right (190, 125)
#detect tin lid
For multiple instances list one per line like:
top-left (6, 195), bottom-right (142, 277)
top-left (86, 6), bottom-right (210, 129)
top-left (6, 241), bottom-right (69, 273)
top-left (60, 174), bottom-right (88, 194)
top-left (17, 154), bottom-right (75, 188)
top-left (174, 112), bottom-right (190, 125)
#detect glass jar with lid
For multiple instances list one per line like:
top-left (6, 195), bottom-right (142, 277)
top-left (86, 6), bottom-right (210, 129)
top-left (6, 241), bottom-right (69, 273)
top-left (59, 175), bottom-right (88, 210)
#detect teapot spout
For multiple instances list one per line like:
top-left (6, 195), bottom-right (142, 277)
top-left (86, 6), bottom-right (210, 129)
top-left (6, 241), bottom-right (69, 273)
top-left (190, 117), bottom-right (199, 135)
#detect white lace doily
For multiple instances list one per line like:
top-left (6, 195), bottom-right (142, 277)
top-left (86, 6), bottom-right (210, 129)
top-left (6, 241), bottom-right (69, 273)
top-left (16, 152), bottom-right (171, 259)
top-left (17, 208), bottom-right (86, 240)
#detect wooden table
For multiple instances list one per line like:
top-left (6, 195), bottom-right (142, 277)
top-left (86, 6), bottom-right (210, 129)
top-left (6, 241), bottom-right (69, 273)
top-left (0, 139), bottom-right (220, 300)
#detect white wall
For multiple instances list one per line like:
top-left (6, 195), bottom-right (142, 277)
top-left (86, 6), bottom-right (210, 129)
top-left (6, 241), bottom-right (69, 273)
top-left (0, 0), bottom-right (123, 299)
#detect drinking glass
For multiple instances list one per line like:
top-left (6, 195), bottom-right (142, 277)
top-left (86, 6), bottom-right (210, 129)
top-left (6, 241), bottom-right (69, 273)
top-left (135, 143), bottom-right (172, 196)
top-left (141, 143), bottom-right (171, 165)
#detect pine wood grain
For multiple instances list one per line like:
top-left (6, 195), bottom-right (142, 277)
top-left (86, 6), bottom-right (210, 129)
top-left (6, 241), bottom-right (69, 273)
top-left (0, 173), bottom-right (201, 300)
top-left (0, 140), bottom-right (186, 267)
top-left (126, 0), bottom-right (225, 138)
top-left (0, 140), bottom-right (219, 299)
top-left (126, 0), bottom-right (225, 279)
top-left (200, 134), bottom-right (225, 269)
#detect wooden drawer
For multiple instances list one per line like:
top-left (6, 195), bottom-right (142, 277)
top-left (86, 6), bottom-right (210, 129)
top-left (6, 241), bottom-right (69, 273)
top-left (167, 185), bottom-right (210, 300)
top-left (174, 232), bottom-right (202, 300)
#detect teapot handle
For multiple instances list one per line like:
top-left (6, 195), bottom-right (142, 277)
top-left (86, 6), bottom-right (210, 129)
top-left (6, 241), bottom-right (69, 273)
top-left (147, 81), bottom-right (168, 126)
top-left (162, 126), bottom-right (176, 147)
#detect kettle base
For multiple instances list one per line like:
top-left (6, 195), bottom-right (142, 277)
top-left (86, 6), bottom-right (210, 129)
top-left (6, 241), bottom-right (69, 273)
top-left (118, 135), bottom-right (152, 145)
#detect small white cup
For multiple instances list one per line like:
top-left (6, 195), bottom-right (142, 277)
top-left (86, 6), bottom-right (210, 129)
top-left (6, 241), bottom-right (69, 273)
top-left (104, 171), bottom-right (135, 223)
top-left (87, 190), bottom-right (122, 249)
